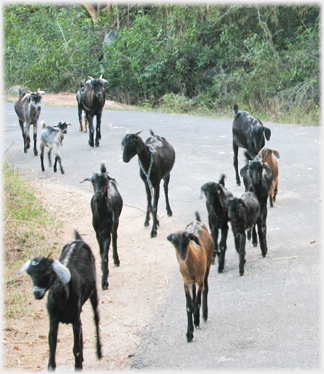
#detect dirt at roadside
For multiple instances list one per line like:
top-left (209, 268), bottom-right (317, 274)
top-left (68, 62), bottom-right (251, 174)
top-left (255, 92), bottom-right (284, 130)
top-left (3, 177), bottom-right (178, 371)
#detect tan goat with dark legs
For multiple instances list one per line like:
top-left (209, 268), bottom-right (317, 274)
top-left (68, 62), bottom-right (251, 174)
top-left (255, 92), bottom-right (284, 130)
top-left (167, 213), bottom-right (214, 342)
top-left (258, 148), bottom-right (280, 207)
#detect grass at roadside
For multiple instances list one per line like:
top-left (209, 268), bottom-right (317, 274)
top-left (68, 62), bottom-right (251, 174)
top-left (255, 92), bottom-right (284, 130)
top-left (3, 163), bottom-right (63, 318)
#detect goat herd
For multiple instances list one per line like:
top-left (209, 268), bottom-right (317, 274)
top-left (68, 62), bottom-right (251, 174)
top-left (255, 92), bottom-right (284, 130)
top-left (15, 78), bottom-right (280, 370)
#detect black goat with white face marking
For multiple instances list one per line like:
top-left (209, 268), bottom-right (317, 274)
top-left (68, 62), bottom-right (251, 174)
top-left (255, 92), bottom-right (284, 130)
top-left (240, 156), bottom-right (273, 258)
top-left (232, 104), bottom-right (271, 186)
top-left (121, 130), bottom-right (175, 238)
top-left (80, 75), bottom-right (107, 147)
top-left (40, 121), bottom-right (71, 174)
top-left (81, 164), bottom-right (123, 290)
top-left (201, 174), bottom-right (233, 272)
top-left (14, 88), bottom-right (45, 155)
top-left (17, 231), bottom-right (102, 371)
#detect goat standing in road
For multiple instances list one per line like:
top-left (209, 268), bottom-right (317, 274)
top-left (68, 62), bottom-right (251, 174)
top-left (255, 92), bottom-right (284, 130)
top-left (14, 88), bottom-right (45, 155)
top-left (76, 84), bottom-right (88, 132)
top-left (122, 130), bottom-right (175, 238)
top-left (80, 75), bottom-right (107, 147)
top-left (232, 104), bottom-right (271, 185)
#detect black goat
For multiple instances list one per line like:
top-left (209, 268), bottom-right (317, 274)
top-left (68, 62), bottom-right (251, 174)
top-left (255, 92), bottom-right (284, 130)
top-left (76, 84), bottom-right (88, 132)
top-left (80, 75), bottom-right (107, 147)
top-left (81, 164), bottom-right (123, 290)
top-left (240, 156), bottom-right (273, 258)
top-left (201, 174), bottom-right (233, 273)
top-left (121, 130), bottom-right (175, 238)
top-left (40, 121), bottom-right (71, 174)
top-left (17, 231), bottom-right (102, 371)
top-left (167, 213), bottom-right (214, 342)
top-left (14, 88), bottom-right (45, 155)
top-left (225, 190), bottom-right (260, 276)
top-left (232, 104), bottom-right (271, 186)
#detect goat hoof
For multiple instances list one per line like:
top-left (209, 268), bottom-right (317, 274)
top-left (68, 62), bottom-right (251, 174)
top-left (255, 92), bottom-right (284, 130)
top-left (186, 333), bottom-right (194, 343)
top-left (150, 231), bottom-right (157, 238)
top-left (102, 282), bottom-right (109, 290)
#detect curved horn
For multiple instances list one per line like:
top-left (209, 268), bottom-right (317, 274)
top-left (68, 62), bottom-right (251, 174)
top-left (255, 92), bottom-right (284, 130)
top-left (99, 74), bottom-right (102, 79)
top-left (46, 251), bottom-right (52, 258)
top-left (17, 260), bottom-right (31, 275)
top-left (135, 131), bottom-right (142, 136)
top-left (52, 260), bottom-right (71, 285)
top-left (88, 76), bottom-right (94, 81)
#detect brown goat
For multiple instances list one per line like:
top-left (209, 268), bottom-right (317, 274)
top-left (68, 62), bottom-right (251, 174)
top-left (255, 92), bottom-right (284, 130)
top-left (258, 148), bottom-right (280, 207)
top-left (167, 213), bottom-right (214, 342)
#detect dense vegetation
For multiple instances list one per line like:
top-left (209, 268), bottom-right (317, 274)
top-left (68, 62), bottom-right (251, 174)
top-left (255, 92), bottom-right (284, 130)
top-left (4, 3), bottom-right (320, 124)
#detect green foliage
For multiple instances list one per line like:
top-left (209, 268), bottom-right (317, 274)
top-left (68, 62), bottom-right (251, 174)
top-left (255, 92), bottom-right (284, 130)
top-left (3, 3), bottom-right (320, 124)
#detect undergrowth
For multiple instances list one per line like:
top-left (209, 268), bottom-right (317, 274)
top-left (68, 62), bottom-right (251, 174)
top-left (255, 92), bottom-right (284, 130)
top-left (3, 163), bottom-right (63, 318)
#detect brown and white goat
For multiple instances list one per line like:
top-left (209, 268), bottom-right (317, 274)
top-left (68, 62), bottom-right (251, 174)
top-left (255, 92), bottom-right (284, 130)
top-left (258, 148), bottom-right (280, 207)
top-left (167, 213), bottom-right (214, 342)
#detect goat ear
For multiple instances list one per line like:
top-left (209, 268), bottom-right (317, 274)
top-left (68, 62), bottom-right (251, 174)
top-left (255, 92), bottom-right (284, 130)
top-left (80, 177), bottom-right (92, 183)
top-left (272, 149), bottom-right (280, 159)
top-left (189, 234), bottom-right (201, 247)
top-left (264, 127), bottom-right (271, 141)
top-left (240, 164), bottom-right (249, 178)
top-left (17, 260), bottom-right (31, 275)
top-left (52, 260), bottom-right (71, 285)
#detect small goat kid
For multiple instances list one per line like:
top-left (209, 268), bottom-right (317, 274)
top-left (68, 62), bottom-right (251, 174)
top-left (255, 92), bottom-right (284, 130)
top-left (40, 121), bottom-right (71, 174)
top-left (167, 213), bottom-right (214, 342)
top-left (122, 130), bottom-right (175, 238)
top-left (201, 174), bottom-right (233, 272)
top-left (232, 104), bottom-right (271, 186)
top-left (17, 231), bottom-right (102, 371)
top-left (14, 88), bottom-right (45, 155)
top-left (80, 75), bottom-right (107, 147)
top-left (226, 190), bottom-right (260, 276)
top-left (258, 148), bottom-right (280, 207)
top-left (81, 164), bottom-right (123, 290)
top-left (76, 84), bottom-right (88, 132)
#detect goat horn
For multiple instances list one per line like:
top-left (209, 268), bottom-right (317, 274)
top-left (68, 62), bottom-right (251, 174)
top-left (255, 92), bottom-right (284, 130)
top-left (28, 90), bottom-right (33, 93)
top-left (46, 251), bottom-right (53, 258)
top-left (135, 131), bottom-right (142, 136)
top-left (88, 76), bottom-right (94, 81)
top-left (99, 74), bottom-right (102, 79)
top-left (17, 260), bottom-right (31, 275)
top-left (52, 260), bottom-right (71, 285)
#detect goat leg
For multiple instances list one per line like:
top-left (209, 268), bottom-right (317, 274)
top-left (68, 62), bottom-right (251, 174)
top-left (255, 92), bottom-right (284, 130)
top-left (184, 284), bottom-right (194, 342)
top-left (210, 227), bottom-right (219, 265)
top-left (90, 291), bottom-right (102, 360)
top-left (144, 180), bottom-right (152, 227)
top-left (112, 225), bottom-right (120, 266)
top-left (194, 284), bottom-right (202, 329)
top-left (33, 124), bottom-right (38, 156)
top-left (233, 142), bottom-right (241, 185)
top-left (238, 232), bottom-right (246, 276)
top-left (218, 224), bottom-right (229, 273)
top-left (48, 319), bottom-right (59, 371)
top-left (40, 145), bottom-right (45, 172)
top-left (72, 319), bottom-right (84, 369)
top-left (101, 237), bottom-right (111, 290)
top-left (163, 174), bottom-right (173, 216)
top-left (202, 264), bottom-right (211, 322)
top-left (88, 114), bottom-right (94, 147)
top-left (95, 113), bottom-right (101, 147)
top-left (150, 185), bottom-right (160, 238)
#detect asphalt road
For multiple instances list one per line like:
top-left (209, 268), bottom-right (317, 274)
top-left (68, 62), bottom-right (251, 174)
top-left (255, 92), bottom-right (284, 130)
top-left (3, 102), bottom-right (321, 370)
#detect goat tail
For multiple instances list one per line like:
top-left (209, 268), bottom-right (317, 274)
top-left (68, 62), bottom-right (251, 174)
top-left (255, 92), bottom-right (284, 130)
top-left (100, 163), bottom-right (107, 174)
top-left (41, 120), bottom-right (46, 129)
top-left (74, 230), bottom-right (83, 241)
top-left (219, 174), bottom-right (226, 186)
top-left (195, 211), bottom-right (201, 222)
top-left (233, 104), bottom-right (239, 117)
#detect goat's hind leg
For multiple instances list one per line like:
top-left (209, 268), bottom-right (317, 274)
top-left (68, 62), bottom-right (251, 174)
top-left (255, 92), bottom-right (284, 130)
top-left (90, 290), bottom-right (102, 359)
top-left (33, 123), bottom-right (38, 156)
top-left (72, 318), bottom-right (84, 369)
top-left (112, 223), bottom-right (120, 267)
top-left (143, 180), bottom-right (152, 228)
top-left (218, 224), bottom-right (229, 272)
top-left (163, 174), bottom-right (173, 217)
top-left (151, 185), bottom-right (160, 238)
top-left (202, 263), bottom-right (211, 322)
top-left (233, 142), bottom-right (240, 185)
top-left (40, 144), bottom-right (45, 172)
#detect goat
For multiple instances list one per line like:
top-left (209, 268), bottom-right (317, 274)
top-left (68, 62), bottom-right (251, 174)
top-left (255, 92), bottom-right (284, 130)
top-left (167, 212), bottom-right (214, 342)
top-left (81, 164), bottom-right (123, 290)
top-left (225, 189), bottom-right (260, 276)
top-left (121, 130), bottom-right (175, 238)
top-left (40, 121), bottom-right (71, 174)
top-left (240, 156), bottom-right (273, 258)
top-left (17, 231), bottom-right (102, 371)
top-left (201, 174), bottom-right (233, 272)
top-left (258, 148), bottom-right (280, 207)
top-left (14, 88), bottom-right (45, 155)
top-left (80, 75), bottom-right (107, 147)
top-left (76, 84), bottom-right (88, 132)
top-left (232, 104), bottom-right (271, 185)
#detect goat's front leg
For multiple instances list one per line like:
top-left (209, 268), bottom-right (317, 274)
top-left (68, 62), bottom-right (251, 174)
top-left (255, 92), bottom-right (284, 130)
top-left (72, 318), bottom-right (84, 370)
top-left (95, 112), bottom-right (102, 147)
top-left (19, 119), bottom-right (28, 153)
top-left (87, 114), bottom-right (94, 147)
top-left (210, 226), bottom-right (219, 265)
top-left (218, 224), bottom-right (229, 273)
top-left (257, 208), bottom-right (268, 257)
top-left (194, 283), bottom-right (202, 329)
top-left (78, 106), bottom-right (83, 131)
top-left (101, 236), bottom-right (111, 290)
top-left (143, 180), bottom-right (152, 228)
top-left (48, 318), bottom-right (59, 371)
top-left (40, 144), bottom-right (45, 172)
top-left (184, 284), bottom-right (195, 342)
top-left (33, 123), bottom-right (38, 156)
top-left (24, 123), bottom-right (31, 151)
top-left (233, 142), bottom-right (240, 185)
top-left (163, 174), bottom-right (172, 216)
top-left (151, 185), bottom-right (160, 238)
top-left (53, 148), bottom-right (64, 174)
top-left (238, 232), bottom-right (246, 276)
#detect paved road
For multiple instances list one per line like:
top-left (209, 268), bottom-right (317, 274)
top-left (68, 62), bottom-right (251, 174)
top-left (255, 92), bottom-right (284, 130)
top-left (3, 102), bottom-right (321, 370)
